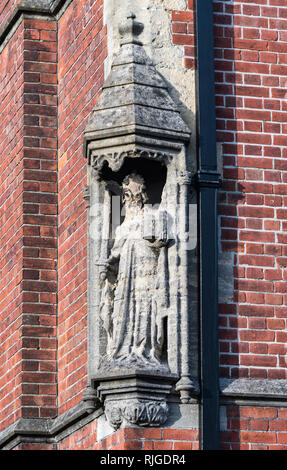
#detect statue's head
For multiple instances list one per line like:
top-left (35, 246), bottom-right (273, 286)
top-left (122, 173), bottom-right (148, 209)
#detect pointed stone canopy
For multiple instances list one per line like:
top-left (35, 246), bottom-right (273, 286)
top-left (84, 13), bottom-right (191, 148)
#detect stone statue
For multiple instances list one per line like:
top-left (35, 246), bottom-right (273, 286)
top-left (99, 173), bottom-right (170, 371)
top-left (85, 14), bottom-right (197, 422)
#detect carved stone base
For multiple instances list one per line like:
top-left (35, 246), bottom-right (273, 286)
top-left (92, 369), bottom-right (178, 429)
top-left (105, 399), bottom-right (168, 429)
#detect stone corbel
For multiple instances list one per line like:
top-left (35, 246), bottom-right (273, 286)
top-left (93, 371), bottom-right (178, 429)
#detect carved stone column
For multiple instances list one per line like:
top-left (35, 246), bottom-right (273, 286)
top-left (175, 171), bottom-right (199, 403)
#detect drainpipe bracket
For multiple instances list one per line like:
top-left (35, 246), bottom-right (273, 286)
top-left (195, 170), bottom-right (222, 189)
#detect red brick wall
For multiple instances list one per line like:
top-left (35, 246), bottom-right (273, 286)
top-left (58, 424), bottom-right (199, 450)
top-left (171, 0), bottom-right (195, 69)
top-left (96, 428), bottom-right (199, 451)
top-left (214, 0), bottom-right (287, 381)
top-left (57, 0), bottom-right (107, 415)
top-left (0, 0), bottom-right (19, 31)
top-left (13, 442), bottom-right (56, 450)
top-left (0, 22), bottom-right (24, 432)
top-left (222, 406), bottom-right (287, 450)
top-left (171, 1), bottom-right (287, 381)
top-left (21, 17), bottom-right (58, 419)
top-left (0, 15), bottom-right (58, 430)
top-left (57, 420), bottom-right (98, 450)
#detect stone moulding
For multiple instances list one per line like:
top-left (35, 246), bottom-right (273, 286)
top-left (0, 401), bottom-right (103, 450)
top-left (2, 378), bottom-right (287, 448)
top-left (220, 378), bottom-right (287, 400)
top-left (0, 0), bottom-right (71, 49)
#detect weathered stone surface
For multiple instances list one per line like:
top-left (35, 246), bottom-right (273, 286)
top-left (85, 33), bottom-right (190, 140)
top-left (106, 399), bottom-right (169, 429)
top-left (103, 0), bottom-right (196, 157)
top-left (98, 173), bottom-right (171, 371)
top-left (94, 370), bottom-right (177, 429)
top-left (218, 251), bottom-right (234, 304)
top-left (95, 83), bottom-right (176, 113)
top-left (87, 104), bottom-right (189, 135)
top-left (221, 379), bottom-right (287, 398)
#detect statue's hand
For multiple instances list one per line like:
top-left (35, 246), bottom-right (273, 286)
top-left (157, 237), bottom-right (169, 247)
top-left (107, 255), bottom-right (119, 266)
top-left (144, 235), bottom-right (170, 248)
top-left (96, 253), bottom-right (120, 281)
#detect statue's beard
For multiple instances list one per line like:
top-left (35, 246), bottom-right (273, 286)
top-left (125, 198), bottom-right (144, 210)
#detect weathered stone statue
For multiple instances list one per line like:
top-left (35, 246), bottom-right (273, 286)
top-left (84, 13), bottom-right (198, 428)
top-left (99, 173), bottom-right (169, 371)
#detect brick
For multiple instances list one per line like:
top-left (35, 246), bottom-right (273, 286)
top-left (240, 330), bottom-right (275, 342)
top-left (172, 11), bottom-right (194, 22)
top-left (241, 408), bottom-right (277, 419)
top-left (250, 419), bottom-right (269, 431)
top-left (173, 441), bottom-right (193, 450)
top-left (172, 34), bottom-right (194, 46)
top-left (154, 441), bottom-right (173, 450)
top-left (122, 428), bottom-right (162, 440)
top-left (162, 429), bottom-right (198, 441)
top-left (172, 23), bottom-right (187, 34)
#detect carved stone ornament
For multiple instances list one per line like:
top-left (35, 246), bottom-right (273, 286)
top-left (105, 400), bottom-right (168, 430)
top-left (90, 149), bottom-right (172, 173)
top-left (83, 13), bottom-right (199, 429)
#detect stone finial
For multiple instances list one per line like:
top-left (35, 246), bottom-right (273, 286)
top-left (119, 12), bottom-right (144, 46)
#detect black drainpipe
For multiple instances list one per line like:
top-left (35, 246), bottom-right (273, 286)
top-left (195, 0), bottom-right (222, 450)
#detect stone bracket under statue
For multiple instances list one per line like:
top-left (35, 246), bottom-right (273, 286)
top-left (83, 13), bottom-right (199, 429)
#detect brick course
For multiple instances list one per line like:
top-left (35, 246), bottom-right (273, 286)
top-left (58, 424), bottom-right (199, 451)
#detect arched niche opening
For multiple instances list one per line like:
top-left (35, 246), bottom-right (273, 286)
top-left (99, 157), bottom-right (168, 206)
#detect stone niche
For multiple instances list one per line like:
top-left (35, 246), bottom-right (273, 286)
top-left (83, 14), bottom-right (198, 429)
